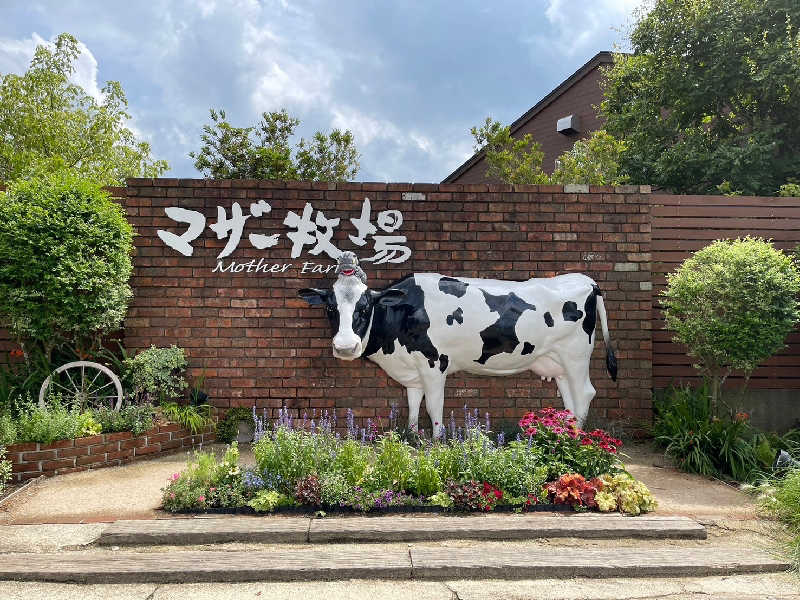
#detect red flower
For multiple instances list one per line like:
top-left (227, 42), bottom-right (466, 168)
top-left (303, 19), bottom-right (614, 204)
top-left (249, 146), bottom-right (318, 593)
top-left (9, 349), bottom-right (24, 358)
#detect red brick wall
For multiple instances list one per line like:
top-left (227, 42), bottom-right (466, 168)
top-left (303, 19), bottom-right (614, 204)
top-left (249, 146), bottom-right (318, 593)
top-left (7, 424), bottom-right (215, 483)
top-left (121, 179), bottom-right (652, 429)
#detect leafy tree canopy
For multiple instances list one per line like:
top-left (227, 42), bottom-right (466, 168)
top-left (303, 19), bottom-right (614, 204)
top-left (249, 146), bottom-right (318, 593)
top-left (470, 118), bottom-right (627, 186)
top-left (470, 117), bottom-right (548, 185)
top-left (550, 130), bottom-right (629, 186)
top-left (190, 108), bottom-right (360, 181)
top-left (602, 0), bottom-right (800, 195)
top-left (0, 33), bottom-right (168, 186)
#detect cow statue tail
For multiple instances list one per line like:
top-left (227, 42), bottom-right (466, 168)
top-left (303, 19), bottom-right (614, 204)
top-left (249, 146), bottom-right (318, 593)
top-left (595, 289), bottom-right (617, 382)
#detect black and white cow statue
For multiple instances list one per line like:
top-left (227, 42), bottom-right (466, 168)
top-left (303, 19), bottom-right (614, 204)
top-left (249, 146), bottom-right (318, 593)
top-left (299, 252), bottom-right (616, 435)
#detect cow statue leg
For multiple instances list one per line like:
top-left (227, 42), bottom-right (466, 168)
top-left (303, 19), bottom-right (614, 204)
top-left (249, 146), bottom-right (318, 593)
top-left (406, 387), bottom-right (424, 432)
top-left (419, 369), bottom-right (446, 438)
top-left (557, 355), bottom-right (595, 428)
top-left (555, 376), bottom-right (577, 419)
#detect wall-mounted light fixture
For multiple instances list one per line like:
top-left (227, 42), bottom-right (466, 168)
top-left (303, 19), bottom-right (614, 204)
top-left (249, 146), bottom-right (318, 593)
top-left (556, 115), bottom-right (580, 135)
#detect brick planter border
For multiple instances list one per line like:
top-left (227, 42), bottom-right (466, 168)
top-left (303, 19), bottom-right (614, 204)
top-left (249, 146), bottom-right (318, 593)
top-left (5, 423), bottom-right (215, 483)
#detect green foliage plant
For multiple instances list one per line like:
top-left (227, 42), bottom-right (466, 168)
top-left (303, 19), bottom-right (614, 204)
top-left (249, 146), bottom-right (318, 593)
top-left (216, 407), bottom-right (254, 444)
top-left (654, 385), bottom-right (761, 481)
top-left (320, 472), bottom-right (353, 507)
top-left (247, 490), bottom-right (294, 513)
top-left (13, 394), bottom-right (82, 444)
top-left (777, 181), bottom-right (800, 197)
top-left (550, 130), bottom-right (629, 185)
top-left (601, 0), bottom-right (800, 195)
top-left (0, 446), bottom-right (11, 496)
top-left (332, 438), bottom-right (371, 486)
top-left (598, 473), bottom-right (657, 516)
top-left (0, 33), bottom-right (167, 186)
top-left (94, 404), bottom-right (154, 436)
top-left (754, 468), bottom-right (800, 569)
top-left (0, 171), bottom-right (134, 361)
top-left (409, 449), bottom-right (442, 497)
top-left (160, 444), bottom-right (243, 511)
top-left (125, 345), bottom-right (188, 403)
top-left (77, 412), bottom-right (102, 437)
top-left (470, 117), bottom-right (548, 184)
top-left (160, 401), bottom-right (213, 435)
top-left (661, 238), bottom-right (800, 412)
top-left (253, 427), bottom-right (338, 494)
top-left (0, 413), bottom-right (16, 446)
top-left (370, 431), bottom-right (413, 491)
top-left (190, 108), bottom-right (360, 181)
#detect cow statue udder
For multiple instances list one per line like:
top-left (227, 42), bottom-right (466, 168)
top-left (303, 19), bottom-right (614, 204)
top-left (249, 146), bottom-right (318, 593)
top-left (299, 252), bottom-right (617, 435)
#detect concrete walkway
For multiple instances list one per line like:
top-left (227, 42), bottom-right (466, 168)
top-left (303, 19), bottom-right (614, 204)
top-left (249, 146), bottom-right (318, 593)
top-left (2, 574), bottom-right (800, 600)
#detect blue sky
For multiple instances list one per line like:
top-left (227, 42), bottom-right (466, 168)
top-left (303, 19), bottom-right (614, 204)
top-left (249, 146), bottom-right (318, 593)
top-left (0, 0), bottom-right (640, 182)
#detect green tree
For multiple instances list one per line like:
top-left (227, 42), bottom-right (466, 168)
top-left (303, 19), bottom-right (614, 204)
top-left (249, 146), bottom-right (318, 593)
top-left (602, 0), bottom-right (800, 195)
top-left (550, 130), bottom-right (629, 185)
top-left (190, 108), bottom-right (360, 181)
top-left (470, 117), bottom-right (548, 184)
top-left (0, 170), bottom-right (134, 361)
top-left (660, 237), bottom-right (800, 413)
top-left (0, 33), bottom-right (168, 186)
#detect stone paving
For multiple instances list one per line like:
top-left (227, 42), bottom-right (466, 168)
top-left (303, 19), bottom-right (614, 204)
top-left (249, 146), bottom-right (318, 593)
top-left (0, 543), bottom-right (789, 584)
top-left (97, 514), bottom-right (707, 546)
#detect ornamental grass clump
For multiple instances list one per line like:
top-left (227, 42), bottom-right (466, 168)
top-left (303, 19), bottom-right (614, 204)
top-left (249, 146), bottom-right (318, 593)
top-left (753, 467), bottom-right (800, 570)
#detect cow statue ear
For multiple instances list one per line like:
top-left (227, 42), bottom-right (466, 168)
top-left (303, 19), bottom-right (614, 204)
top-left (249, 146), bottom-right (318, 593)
top-left (298, 288), bottom-right (329, 306)
top-left (376, 288), bottom-right (406, 306)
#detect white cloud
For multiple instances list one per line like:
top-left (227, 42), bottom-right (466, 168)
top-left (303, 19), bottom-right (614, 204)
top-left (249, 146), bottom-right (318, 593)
top-left (242, 21), bottom-right (337, 111)
top-left (331, 106), bottom-right (402, 147)
top-left (532, 0), bottom-right (640, 58)
top-left (0, 33), bottom-right (104, 104)
top-left (196, 0), bottom-right (217, 18)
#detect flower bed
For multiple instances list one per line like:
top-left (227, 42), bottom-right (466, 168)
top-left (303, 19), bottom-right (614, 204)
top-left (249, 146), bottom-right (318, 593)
top-left (161, 407), bottom-right (656, 516)
top-left (6, 423), bottom-right (215, 482)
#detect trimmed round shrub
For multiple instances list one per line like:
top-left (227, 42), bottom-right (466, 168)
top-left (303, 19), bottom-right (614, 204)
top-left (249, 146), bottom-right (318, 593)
top-left (0, 170), bottom-right (133, 356)
top-left (661, 237), bottom-right (800, 407)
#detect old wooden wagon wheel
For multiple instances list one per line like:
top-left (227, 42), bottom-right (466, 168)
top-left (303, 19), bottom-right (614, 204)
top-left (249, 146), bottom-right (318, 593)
top-left (39, 361), bottom-right (123, 411)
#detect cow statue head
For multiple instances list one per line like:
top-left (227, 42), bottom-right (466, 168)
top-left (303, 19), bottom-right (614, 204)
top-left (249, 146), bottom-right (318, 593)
top-left (298, 252), bottom-right (405, 360)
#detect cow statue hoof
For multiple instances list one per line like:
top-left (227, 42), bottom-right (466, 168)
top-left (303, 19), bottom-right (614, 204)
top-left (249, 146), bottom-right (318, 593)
top-left (299, 254), bottom-right (617, 435)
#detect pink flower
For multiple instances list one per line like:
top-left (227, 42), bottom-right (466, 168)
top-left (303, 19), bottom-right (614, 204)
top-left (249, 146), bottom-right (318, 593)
top-left (197, 495), bottom-right (205, 503)
top-left (170, 472), bottom-right (180, 481)
top-left (169, 493), bottom-right (175, 499)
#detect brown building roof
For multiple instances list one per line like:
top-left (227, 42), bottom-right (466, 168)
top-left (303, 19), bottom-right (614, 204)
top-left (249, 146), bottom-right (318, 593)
top-left (442, 51), bottom-right (614, 183)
